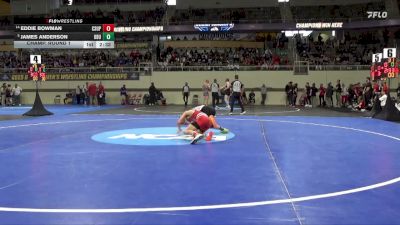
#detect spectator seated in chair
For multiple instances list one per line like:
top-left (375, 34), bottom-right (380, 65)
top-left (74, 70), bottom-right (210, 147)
top-left (249, 90), bottom-right (256, 105)
top-left (64, 91), bottom-right (73, 104)
top-left (142, 93), bottom-right (150, 105)
top-left (156, 90), bottom-right (166, 105)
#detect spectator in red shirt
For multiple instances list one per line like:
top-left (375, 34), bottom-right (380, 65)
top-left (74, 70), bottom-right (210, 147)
top-left (88, 82), bottom-right (97, 105)
top-left (373, 81), bottom-right (380, 96)
top-left (319, 84), bottom-right (326, 107)
top-left (383, 81), bottom-right (388, 94)
top-left (272, 55), bottom-right (280, 69)
top-left (355, 96), bottom-right (366, 111)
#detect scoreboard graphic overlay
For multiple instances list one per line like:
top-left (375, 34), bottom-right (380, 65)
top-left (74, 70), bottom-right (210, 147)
top-left (14, 18), bottom-right (115, 49)
top-left (370, 48), bottom-right (399, 81)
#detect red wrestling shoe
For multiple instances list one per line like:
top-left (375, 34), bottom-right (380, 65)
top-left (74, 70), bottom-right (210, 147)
top-left (205, 131), bottom-right (214, 141)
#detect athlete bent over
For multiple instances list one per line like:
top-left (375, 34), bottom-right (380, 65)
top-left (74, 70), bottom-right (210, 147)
top-left (177, 109), bottom-right (211, 144)
top-left (194, 105), bottom-right (229, 133)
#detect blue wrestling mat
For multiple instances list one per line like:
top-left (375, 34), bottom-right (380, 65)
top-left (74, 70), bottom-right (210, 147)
top-left (0, 113), bottom-right (399, 225)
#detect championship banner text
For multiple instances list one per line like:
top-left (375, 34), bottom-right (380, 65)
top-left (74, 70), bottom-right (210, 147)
top-left (10, 72), bottom-right (140, 81)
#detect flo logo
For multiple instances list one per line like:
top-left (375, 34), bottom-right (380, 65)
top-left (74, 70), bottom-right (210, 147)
top-left (91, 127), bottom-right (235, 146)
top-left (367, 11), bottom-right (388, 19)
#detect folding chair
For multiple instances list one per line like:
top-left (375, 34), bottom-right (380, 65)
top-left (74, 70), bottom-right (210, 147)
top-left (135, 94), bottom-right (143, 105)
top-left (192, 94), bottom-right (199, 106)
top-left (54, 95), bottom-right (61, 104)
top-left (129, 94), bottom-right (136, 105)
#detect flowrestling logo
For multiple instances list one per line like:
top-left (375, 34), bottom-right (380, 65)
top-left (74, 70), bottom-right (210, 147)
top-left (367, 11), bottom-right (388, 19)
top-left (91, 127), bottom-right (235, 146)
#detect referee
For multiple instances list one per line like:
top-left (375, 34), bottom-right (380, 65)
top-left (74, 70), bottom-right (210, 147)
top-left (229, 74), bottom-right (246, 115)
top-left (211, 79), bottom-right (220, 108)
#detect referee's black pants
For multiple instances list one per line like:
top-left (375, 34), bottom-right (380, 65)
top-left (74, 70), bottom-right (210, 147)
top-left (212, 92), bottom-right (219, 108)
top-left (183, 93), bottom-right (189, 106)
top-left (230, 92), bottom-right (244, 113)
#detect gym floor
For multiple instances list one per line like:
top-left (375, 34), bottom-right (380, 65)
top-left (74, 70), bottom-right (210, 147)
top-left (0, 104), bottom-right (399, 225)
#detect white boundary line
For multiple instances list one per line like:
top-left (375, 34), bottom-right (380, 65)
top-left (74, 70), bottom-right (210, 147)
top-left (0, 177), bottom-right (398, 213)
top-left (260, 122), bottom-right (304, 225)
top-left (0, 117), bottom-right (399, 213)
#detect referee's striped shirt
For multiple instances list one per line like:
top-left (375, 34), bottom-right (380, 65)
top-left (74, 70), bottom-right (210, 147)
top-left (231, 80), bottom-right (243, 93)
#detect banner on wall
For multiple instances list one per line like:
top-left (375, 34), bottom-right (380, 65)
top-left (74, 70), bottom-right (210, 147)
top-left (194, 23), bottom-right (234, 32)
top-left (4, 72), bottom-right (141, 81)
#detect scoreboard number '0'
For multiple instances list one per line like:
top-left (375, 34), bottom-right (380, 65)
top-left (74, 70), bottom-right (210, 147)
top-left (102, 24), bottom-right (114, 32)
top-left (30, 55), bottom-right (41, 64)
top-left (383, 48), bottom-right (396, 58)
top-left (102, 32), bottom-right (115, 41)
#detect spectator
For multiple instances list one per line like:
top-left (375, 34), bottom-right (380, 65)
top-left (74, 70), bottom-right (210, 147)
top-left (98, 81), bottom-right (105, 105)
top-left (373, 81), bottom-right (380, 96)
top-left (311, 83), bottom-right (318, 107)
top-left (354, 95), bottom-right (367, 112)
top-left (348, 84), bottom-right (355, 105)
top-left (305, 82), bottom-right (311, 107)
top-left (156, 90), bottom-right (166, 105)
top-left (335, 80), bottom-right (342, 107)
top-left (148, 82), bottom-right (157, 105)
top-left (292, 83), bottom-right (298, 106)
top-left (260, 84), bottom-right (267, 105)
top-left (379, 90), bottom-right (387, 108)
top-left (326, 82), bottom-right (334, 107)
top-left (241, 85), bottom-right (248, 105)
top-left (299, 87), bottom-right (308, 107)
top-left (182, 82), bottom-right (190, 107)
top-left (319, 84), bottom-right (326, 107)
top-left (98, 89), bottom-right (106, 105)
top-left (341, 83), bottom-right (348, 107)
top-left (382, 81), bottom-right (388, 95)
top-left (222, 78), bottom-right (231, 109)
top-left (0, 83), bottom-right (6, 106)
top-left (12, 84), bottom-right (22, 106)
top-left (64, 90), bottom-right (73, 104)
top-left (84, 82), bottom-right (90, 105)
top-left (88, 82), bottom-right (97, 105)
top-left (285, 81), bottom-right (293, 106)
top-left (365, 81), bottom-right (373, 106)
top-left (202, 80), bottom-right (210, 106)
top-left (76, 85), bottom-right (82, 104)
top-left (5, 84), bottom-right (12, 106)
top-left (81, 84), bottom-right (87, 105)
top-left (120, 84), bottom-right (128, 105)
top-left (249, 90), bottom-right (255, 105)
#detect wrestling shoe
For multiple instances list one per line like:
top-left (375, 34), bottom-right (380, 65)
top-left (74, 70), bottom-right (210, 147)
top-left (190, 133), bottom-right (204, 144)
top-left (205, 131), bottom-right (214, 141)
top-left (220, 128), bottom-right (229, 134)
